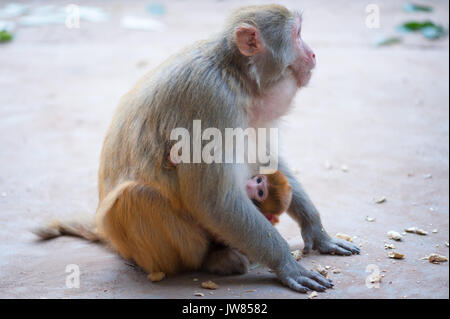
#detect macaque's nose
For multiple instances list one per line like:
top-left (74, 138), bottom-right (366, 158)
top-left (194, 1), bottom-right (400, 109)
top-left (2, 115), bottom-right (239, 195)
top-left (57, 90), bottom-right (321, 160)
top-left (309, 51), bottom-right (316, 68)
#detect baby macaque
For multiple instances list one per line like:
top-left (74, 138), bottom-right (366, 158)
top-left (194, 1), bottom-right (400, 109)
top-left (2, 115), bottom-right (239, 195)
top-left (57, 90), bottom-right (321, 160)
top-left (246, 171), bottom-right (292, 225)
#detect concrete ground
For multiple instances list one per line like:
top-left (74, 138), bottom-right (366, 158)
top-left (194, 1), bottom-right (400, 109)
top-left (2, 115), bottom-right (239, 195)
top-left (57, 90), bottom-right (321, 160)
top-left (0, 0), bottom-right (448, 299)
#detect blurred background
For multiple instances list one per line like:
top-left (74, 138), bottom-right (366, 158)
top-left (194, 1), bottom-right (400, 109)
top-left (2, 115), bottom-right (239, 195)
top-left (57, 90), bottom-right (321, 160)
top-left (0, 0), bottom-right (448, 298)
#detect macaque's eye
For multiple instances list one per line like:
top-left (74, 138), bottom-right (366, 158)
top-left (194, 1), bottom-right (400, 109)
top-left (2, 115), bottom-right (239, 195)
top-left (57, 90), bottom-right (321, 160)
top-left (257, 177), bottom-right (262, 184)
top-left (258, 190), bottom-right (264, 198)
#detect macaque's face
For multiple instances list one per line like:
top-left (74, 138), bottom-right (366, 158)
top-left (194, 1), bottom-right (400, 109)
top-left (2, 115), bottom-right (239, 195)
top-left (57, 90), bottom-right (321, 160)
top-left (290, 16), bottom-right (316, 87)
top-left (246, 175), bottom-right (268, 203)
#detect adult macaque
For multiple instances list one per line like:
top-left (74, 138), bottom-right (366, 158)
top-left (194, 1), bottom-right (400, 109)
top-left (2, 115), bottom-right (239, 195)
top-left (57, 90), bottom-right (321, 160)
top-left (35, 4), bottom-right (359, 293)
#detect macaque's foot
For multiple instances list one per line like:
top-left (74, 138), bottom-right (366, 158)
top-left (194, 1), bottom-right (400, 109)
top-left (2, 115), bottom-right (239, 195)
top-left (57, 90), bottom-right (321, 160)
top-left (202, 247), bottom-right (249, 275)
top-left (276, 260), bottom-right (333, 293)
top-left (317, 237), bottom-right (360, 255)
top-left (302, 228), bottom-right (360, 256)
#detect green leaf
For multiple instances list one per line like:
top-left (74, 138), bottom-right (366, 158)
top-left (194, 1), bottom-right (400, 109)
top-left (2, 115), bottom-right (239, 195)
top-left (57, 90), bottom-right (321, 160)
top-left (147, 3), bottom-right (166, 16)
top-left (398, 20), bottom-right (433, 32)
top-left (398, 20), bottom-right (447, 39)
top-left (375, 35), bottom-right (402, 47)
top-left (0, 30), bottom-right (13, 43)
top-left (421, 25), bottom-right (446, 39)
top-left (403, 3), bottom-right (433, 12)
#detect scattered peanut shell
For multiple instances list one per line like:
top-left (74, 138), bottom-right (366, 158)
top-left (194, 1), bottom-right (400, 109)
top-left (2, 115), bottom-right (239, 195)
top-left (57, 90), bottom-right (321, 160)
top-left (194, 292), bottom-right (205, 297)
top-left (147, 272), bottom-right (165, 282)
top-left (388, 252), bottom-right (404, 259)
top-left (314, 264), bottom-right (328, 277)
top-left (308, 291), bottom-right (318, 299)
top-left (405, 227), bottom-right (428, 235)
top-left (201, 280), bottom-right (219, 290)
top-left (374, 196), bottom-right (386, 204)
top-left (336, 233), bottom-right (353, 242)
top-left (384, 243), bottom-right (395, 250)
top-left (365, 216), bottom-right (375, 222)
top-left (369, 273), bottom-right (382, 284)
top-left (332, 268), bottom-right (341, 274)
top-left (424, 254), bottom-right (448, 264)
top-left (291, 249), bottom-right (303, 261)
top-left (387, 231), bottom-right (403, 241)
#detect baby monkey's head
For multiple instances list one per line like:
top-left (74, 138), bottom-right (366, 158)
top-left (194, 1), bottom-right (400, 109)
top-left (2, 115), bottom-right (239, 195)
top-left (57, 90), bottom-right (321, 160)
top-left (246, 170), bottom-right (292, 225)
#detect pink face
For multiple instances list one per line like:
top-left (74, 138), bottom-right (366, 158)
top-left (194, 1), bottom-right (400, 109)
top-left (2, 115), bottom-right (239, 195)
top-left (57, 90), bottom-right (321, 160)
top-left (246, 175), bottom-right (268, 202)
top-left (290, 17), bottom-right (316, 87)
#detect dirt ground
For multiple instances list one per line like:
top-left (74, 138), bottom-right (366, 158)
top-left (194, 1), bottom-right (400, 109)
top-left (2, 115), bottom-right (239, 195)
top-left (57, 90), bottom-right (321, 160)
top-left (0, 0), bottom-right (448, 299)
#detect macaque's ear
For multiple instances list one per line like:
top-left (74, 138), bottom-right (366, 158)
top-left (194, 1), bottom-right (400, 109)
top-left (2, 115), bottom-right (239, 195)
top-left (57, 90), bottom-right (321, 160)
top-left (235, 24), bottom-right (265, 56)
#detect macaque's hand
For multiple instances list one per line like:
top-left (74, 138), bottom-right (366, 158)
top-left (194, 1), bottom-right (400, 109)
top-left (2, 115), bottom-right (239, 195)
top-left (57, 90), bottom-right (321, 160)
top-left (276, 259), bottom-right (333, 293)
top-left (302, 227), bottom-right (360, 255)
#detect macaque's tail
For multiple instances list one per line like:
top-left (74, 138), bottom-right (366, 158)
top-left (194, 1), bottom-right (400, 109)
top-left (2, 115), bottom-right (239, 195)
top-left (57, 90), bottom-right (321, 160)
top-left (32, 214), bottom-right (101, 242)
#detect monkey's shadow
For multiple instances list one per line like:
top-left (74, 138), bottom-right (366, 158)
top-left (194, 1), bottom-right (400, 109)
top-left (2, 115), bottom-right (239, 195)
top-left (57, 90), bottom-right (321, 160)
top-left (119, 258), bottom-right (280, 294)
top-left (115, 249), bottom-right (331, 296)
